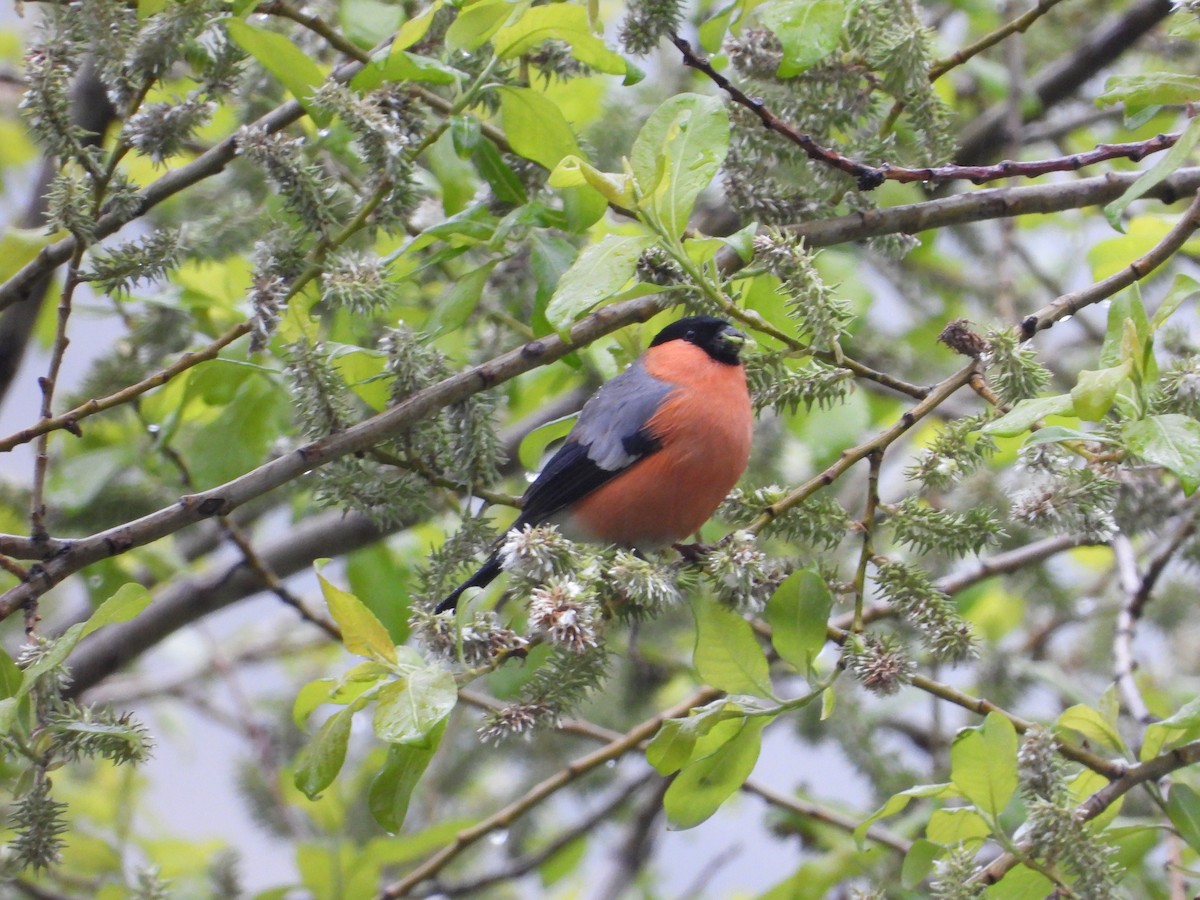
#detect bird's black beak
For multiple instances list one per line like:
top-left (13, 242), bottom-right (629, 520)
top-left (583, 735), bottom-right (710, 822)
top-left (719, 324), bottom-right (751, 355)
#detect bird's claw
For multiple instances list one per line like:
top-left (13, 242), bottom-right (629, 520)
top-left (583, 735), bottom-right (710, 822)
top-left (672, 541), bottom-right (713, 563)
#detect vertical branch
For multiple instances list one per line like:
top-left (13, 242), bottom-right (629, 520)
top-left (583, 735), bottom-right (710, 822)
top-left (28, 243), bottom-right (87, 550)
top-left (1112, 534), bottom-right (1152, 727)
top-left (1113, 506), bottom-right (1200, 728)
top-left (852, 450), bottom-right (883, 633)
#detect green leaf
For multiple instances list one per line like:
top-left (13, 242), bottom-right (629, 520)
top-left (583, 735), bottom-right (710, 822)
top-left (764, 569), bottom-right (832, 673)
top-left (445, 0), bottom-right (516, 51)
top-left (468, 138), bottom-right (527, 205)
top-left (496, 87), bottom-right (581, 170)
top-left (902, 840), bottom-right (941, 889)
top-left (980, 393), bottom-right (1074, 437)
top-left (184, 369), bottom-right (285, 487)
top-left (1024, 425), bottom-right (1113, 447)
top-left (854, 783), bottom-right (958, 848)
top-left (0, 227), bottom-right (60, 286)
top-left (426, 261), bottom-right (497, 336)
top-left (950, 712), bottom-right (1018, 816)
top-left (645, 698), bottom-right (732, 774)
top-left (1070, 363), bottom-right (1131, 421)
top-left (1105, 116), bottom-right (1200, 231)
top-left (339, 0), bottom-right (406, 47)
top-left (497, 87), bottom-right (606, 230)
top-left (1123, 414), bottom-right (1200, 495)
top-left (346, 543), bottom-right (412, 644)
top-left (1142, 696), bottom-right (1200, 760)
top-left (1168, 785), bottom-right (1200, 853)
top-left (926, 806), bottom-right (992, 845)
top-left (368, 720), bottom-right (446, 832)
top-left (351, 50), bottom-right (461, 91)
top-left (758, 0), bottom-right (845, 77)
top-left (692, 596), bottom-right (773, 697)
top-left (0, 649), bottom-right (21, 700)
top-left (293, 678), bottom-right (338, 728)
top-left (984, 864), bottom-right (1054, 899)
top-left (79, 583), bottom-right (154, 640)
top-left (723, 221), bottom-right (759, 263)
top-left (544, 233), bottom-right (655, 332)
top-left (372, 666), bottom-right (458, 744)
top-left (539, 834), bottom-right (586, 886)
top-left (663, 717), bottom-right (766, 829)
top-left (549, 155), bottom-right (636, 209)
top-left (226, 20), bottom-right (329, 125)
top-left (294, 704), bottom-right (357, 799)
top-left (494, 5), bottom-right (629, 77)
top-left (630, 94), bottom-right (730, 238)
top-left (317, 566), bottom-right (398, 664)
top-left (1056, 703), bottom-right (1126, 754)
top-left (16, 584), bottom-right (153, 702)
top-left (392, 0), bottom-right (443, 50)
top-left (518, 413), bottom-right (577, 470)
top-left (1100, 289), bottom-right (1151, 371)
top-left (1152, 274), bottom-right (1200, 330)
top-left (1097, 73), bottom-right (1200, 111)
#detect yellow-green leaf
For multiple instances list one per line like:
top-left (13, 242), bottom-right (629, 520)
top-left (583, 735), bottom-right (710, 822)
top-left (226, 20), bottom-right (329, 125)
top-left (317, 566), bottom-right (397, 664)
top-left (692, 596), bottom-right (773, 697)
top-left (663, 717), bottom-right (765, 829)
top-left (764, 568), bottom-right (832, 673)
top-left (950, 712), bottom-right (1018, 816)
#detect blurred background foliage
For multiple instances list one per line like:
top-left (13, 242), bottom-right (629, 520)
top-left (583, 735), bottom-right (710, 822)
top-left (1, 0), bottom-right (1200, 896)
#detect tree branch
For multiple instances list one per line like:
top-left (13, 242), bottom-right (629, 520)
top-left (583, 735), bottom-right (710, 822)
top-left (376, 686), bottom-right (721, 898)
top-left (1020, 188), bottom-right (1200, 338)
top-left (957, 0), bottom-right (1175, 165)
top-left (0, 295), bottom-right (668, 618)
top-left (669, 34), bottom-right (1179, 190)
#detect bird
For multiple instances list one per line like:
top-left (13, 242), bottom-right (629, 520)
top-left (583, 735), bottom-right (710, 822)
top-left (435, 315), bottom-right (754, 613)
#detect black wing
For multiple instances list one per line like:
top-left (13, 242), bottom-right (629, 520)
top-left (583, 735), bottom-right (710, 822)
top-left (514, 360), bottom-right (673, 527)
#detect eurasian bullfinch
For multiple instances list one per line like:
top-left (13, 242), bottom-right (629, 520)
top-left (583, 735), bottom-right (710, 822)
top-left (435, 315), bottom-right (753, 613)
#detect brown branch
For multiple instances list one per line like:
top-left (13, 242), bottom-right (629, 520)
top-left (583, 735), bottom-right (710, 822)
top-left (928, 0), bottom-right (1070, 82)
top-left (1113, 505), bottom-right (1200, 727)
top-left (376, 686), bottom-right (721, 898)
top-left (743, 780), bottom-right (911, 854)
top-left (784, 166), bottom-right (1200, 250)
top-left (976, 739), bottom-right (1200, 887)
top-left (748, 361), bottom-right (979, 534)
top-left (1020, 188), bottom-right (1200, 338)
top-left (0, 295), bottom-right (668, 620)
top-left (957, 0), bottom-right (1174, 165)
top-left (0, 323), bottom-right (251, 453)
top-left (669, 34), bottom-right (1179, 191)
top-left (0, 48), bottom-right (377, 318)
top-left (420, 773), bottom-right (659, 898)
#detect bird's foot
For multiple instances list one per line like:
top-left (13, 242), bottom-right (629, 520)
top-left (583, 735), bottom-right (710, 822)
top-left (672, 541), bottom-right (713, 563)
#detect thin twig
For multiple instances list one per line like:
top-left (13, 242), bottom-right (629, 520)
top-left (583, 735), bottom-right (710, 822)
top-left (419, 773), bottom-right (658, 898)
top-left (0, 296), bottom-right (669, 620)
top-left (669, 34), bottom-right (1178, 191)
top-left (975, 739), bottom-right (1200, 887)
top-left (1113, 506), bottom-right (1200, 727)
top-left (1020, 189), bottom-right (1200, 338)
top-left (748, 361), bottom-right (979, 534)
top-left (852, 450), bottom-right (883, 632)
top-left (376, 686), bottom-right (721, 898)
top-left (928, 0), bottom-right (1069, 81)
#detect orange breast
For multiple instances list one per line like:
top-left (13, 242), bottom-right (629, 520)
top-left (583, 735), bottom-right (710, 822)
top-left (564, 343), bottom-right (752, 549)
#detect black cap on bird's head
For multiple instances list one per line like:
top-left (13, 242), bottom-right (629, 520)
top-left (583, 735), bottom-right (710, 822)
top-left (649, 315), bottom-right (748, 366)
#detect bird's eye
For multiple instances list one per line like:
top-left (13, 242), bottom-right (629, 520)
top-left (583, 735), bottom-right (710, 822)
top-left (685, 329), bottom-right (695, 340)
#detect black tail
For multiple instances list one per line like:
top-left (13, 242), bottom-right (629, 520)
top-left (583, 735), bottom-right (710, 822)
top-left (434, 551), bottom-right (504, 613)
